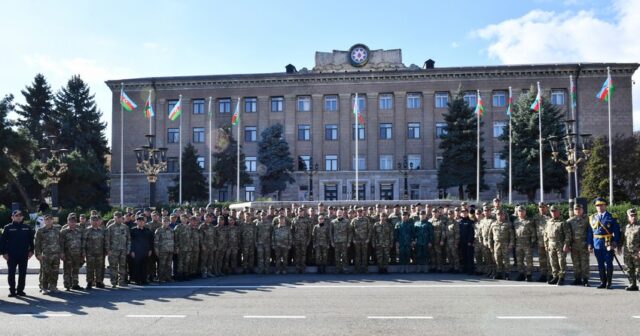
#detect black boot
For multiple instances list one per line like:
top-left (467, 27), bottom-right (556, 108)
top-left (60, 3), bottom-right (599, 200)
top-left (547, 276), bottom-right (558, 285)
top-left (597, 271), bottom-right (607, 289)
top-left (583, 278), bottom-right (590, 287)
top-left (526, 274), bottom-right (533, 282)
top-left (536, 274), bottom-right (547, 283)
top-left (571, 278), bottom-right (580, 286)
top-left (606, 269), bottom-right (613, 289)
top-left (556, 277), bottom-right (564, 286)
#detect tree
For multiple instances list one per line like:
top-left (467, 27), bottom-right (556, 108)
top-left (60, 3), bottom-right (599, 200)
top-left (581, 135), bottom-right (636, 203)
top-left (499, 89), bottom-right (567, 202)
top-left (168, 143), bottom-right (208, 203)
top-left (438, 90), bottom-right (487, 200)
top-left (211, 127), bottom-right (252, 199)
top-left (15, 74), bottom-right (56, 148)
top-left (257, 124), bottom-right (295, 200)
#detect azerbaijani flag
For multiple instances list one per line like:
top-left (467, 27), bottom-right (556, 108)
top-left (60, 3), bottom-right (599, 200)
top-left (168, 97), bottom-right (182, 121)
top-left (144, 91), bottom-right (155, 118)
top-left (596, 76), bottom-right (614, 102)
top-left (120, 88), bottom-right (137, 111)
top-left (353, 93), bottom-right (365, 125)
top-left (231, 98), bottom-right (240, 125)
top-left (474, 91), bottom-right (485, 118)
top-left (506, 88), bottom-right (512, 117)
top-left (530, 88), bottom-right (541, 112)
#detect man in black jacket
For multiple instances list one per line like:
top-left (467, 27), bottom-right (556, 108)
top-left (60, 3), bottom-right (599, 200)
top-left (130, 216), bottom-right (153, 285)
top-left (458, 209), bottom-right (476, 275)
top-left (0, 210), bottom-right (35, 297)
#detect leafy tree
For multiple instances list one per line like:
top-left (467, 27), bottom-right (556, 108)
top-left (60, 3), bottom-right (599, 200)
top-left (168, 143), bottom-right (208, 203)
top-left (499, 88), bottom-right (567, 202)
top-left (15, 74), bottom-right (56, 148)
top-left (438, 90), bottom-right (487, 200)
top-left (581, 135), bottom-right (634, 203)
top-left (257, 123), bottom-right (295, 200)
top-left (211, 127), bottom-right (252, 199)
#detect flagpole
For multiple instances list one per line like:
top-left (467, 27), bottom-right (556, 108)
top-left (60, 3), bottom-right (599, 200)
top-left (508, 86), bottom-right (512, 205)
top-left (607, 67), bottom-right (613, 204)
top-left (355, 93), bottom-right (359, 202)
top-left (120, 84), bottom-right (124, 209)
top-left (538, 82), bottom-right (544, 203)
top-left (237, 98), bottom-right (241, 203)
top-left (179, 95), bottom-right (183, 205)
top-left (208, 97), bottom-right (213, 204)
top-left (149, 90), bottom-right (153, 135)
top-left (570, 75), bottom-right (579, 196)
top-left (476, 90), bottom-right (480, 204)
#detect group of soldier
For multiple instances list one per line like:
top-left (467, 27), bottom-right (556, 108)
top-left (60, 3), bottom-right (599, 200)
top-left (1, 196), bottom-right (640, 297)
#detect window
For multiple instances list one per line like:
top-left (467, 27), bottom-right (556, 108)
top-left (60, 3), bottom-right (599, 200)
top-left (551, 89), bottom-right (565, 106)
top-left (325, 124), bottom-right (338, 140)
top-left (196, 156), bottom-right (205, 170)
top-left (410, 184), bottom-right (420, 200)
top-left (407, 154), bottom-right (421, 170)
top-left (192, 99), bottom-right (205, 114)
top-left (297, 96), bottom-right (311, 112)
top-left (324, 95), bottom-right (338, 112)
top-left (297, 124), bottom-right (311, 141)
top-left (244, 97), bottom-right (257, 113)
top-left (408, 122), bottom-right (421, 139)
top-left (436, 122), bottom-right (448, 138)
top-left (379, 94), bottom-right (393, 110)
top-left (380, 183), bottom-right (394, 200)
top-left (167, 157), bottom-right (178, 173)
top-left (271, 96), bottom-right (284, 112)
top-left (436, 156), bottom-right (444, 169)
top-left (192, 127), bottom-right (205, 143)
top-left (298, 155), bottom-right (311, 171)
top-left (325, 155), bottom-right (338, 171)
top-left (245, 186), bottom-right (255, 202)
top-left (352, 124), bottom-right (365, 140)
top-left (352, 155), bottom-right (366, 170)
top-left (379, 123), bottom-right (393, 140)
top-left (167, 100), bottom-right (178, 115)
top-left (463, 91), bottom-right (477, 107)
top-left (493, 121), bottom-right (507, 138)
top-left (324, 183), bottom-right (338, 201)
top-left (167, 128), bottom-right (179, 144)
top-left (352, 183), bottom-right (366, 200)
top-left (379, 155), bottom-right (393, 170)
top-left (407, 93), bottom-right (421, 109)
top-left (352, 95), bottom-right (366, 110)
top-left (435, 92), bottom-right (449, 108)
top-left (245, 156), bottom-right (257, 172)
top-left (492, 91), bottom-right (507, 107)
top-left (244, 126), bottom-right (257, 142)
top-left (494, 153), bottom-right (507, 169)
top-left (219, 98), bottom-right (231, 113)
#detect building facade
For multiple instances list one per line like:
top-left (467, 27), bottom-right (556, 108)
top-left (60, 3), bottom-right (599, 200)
top-left (106, 44), bottom-right (638, 205)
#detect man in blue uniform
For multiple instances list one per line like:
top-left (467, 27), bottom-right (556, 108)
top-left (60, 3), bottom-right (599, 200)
top-left (0, 210), bottom-right (35, 297)
top-left (587, 198), bottom-right (621, 289)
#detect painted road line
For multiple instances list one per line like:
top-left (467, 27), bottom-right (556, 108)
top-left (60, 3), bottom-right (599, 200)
top-left (243, 315), bottom-right (306, 319)
top-left (15, 313), bottom-right (73, 317)
top-left (126, 315), bottom-right (186, 318)
top-left (497, 316), bottom-right (567, 320)
top-left (632, 316), bottom-right (640, 319)
top-left (368, 316), bottom-right (433, 319)
top-left (63, 284), bottom-right (549, 290)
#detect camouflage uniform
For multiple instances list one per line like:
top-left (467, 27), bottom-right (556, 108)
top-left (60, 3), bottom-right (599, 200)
top-left (272, 225), bottom-right (292, 273)
top-left (145, 220), bottom-right (162, 281)
top-left (351, 216), bottom-right (371, 273)
top-left (60, 225), bottom-right (84, 289)
top-left (173, 222), bottom-right (190, 277)
top-left (35, 225), bottom-right (61, 291)
top-left (488, 217), bottom-right (515, 278)
top-left (480, 217), bottom-right (496, 275)
top-left (199, 222), bottom-right (216, 277)
top-left (445, 217), bottom-right (460, 272)
top-left (255, 218), bottom-right (273, 274)
top-left (312, 222), bottom-right (331, 271)
top-left (187, 225), bottom-right (202, 276)
top-left (240, 219), bottom-right (257, 273)
top-left (513, 217), bottom-right (535, 277)
top-left (544, 216), bottom-right (571, 280)
top-left (534, 213), bottom-right (551, 280)
top-left (107, 221), bottom-right (130, 286)
top-left (373, 218), bottom-right (394, 272)
top-left (567, 214), bottom-right (590, 283)
top-left (474, 219), bottom-right (485, 274)
top-left (154, 226), bottom-right (175, 282)
top-left (225, 224), bottom-right (240, 273)
top-left (331, 217), bottom-right (351, 273)
top-left (430, 216), bottom-right (447, 272)
top-left (214, 224), bottom-right (229, 276)
top-left (83, 226), bottom-right (109, 286)
top-left (291, 215), bottom-right (312, 273)
top-left (623, 214), bottom-right (640, 289)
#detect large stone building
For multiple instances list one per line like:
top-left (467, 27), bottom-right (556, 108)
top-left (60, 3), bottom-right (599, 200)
top-left (106, 44), bottom-right (638, 205)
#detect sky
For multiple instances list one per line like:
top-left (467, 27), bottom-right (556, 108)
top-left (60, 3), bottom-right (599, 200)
top-left (1, 0), bottom-right (639, 147)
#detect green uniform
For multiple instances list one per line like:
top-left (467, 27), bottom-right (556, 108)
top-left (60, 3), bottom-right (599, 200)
top-left (544, 217), bottom-right (571, 279)
top-left (331, 217), bottom-right (351, 273)
top-left (83, 226), bottom-right (108, 286)
top-left (60, 225), bottom-right (84, 289)
top-left (255, 218), bottom-right (273, 274)
top-left (107, 222), bottom-right (130, 286)
top-left (623, 220), bottom-right (640, 287)
top-left (291, 216), bottom-right (312, 273)
top-left (567, 215), bottom-right (590, 282)
top-left (240, 220), bottom-right (257, 272)
top-left (351, 216), bottom-right (371, 273)
top-left (372, 219), bottom-right (394, 272)
top-left (272, 225), bottom-right (292, 273)
top-left (154, 227), bottom-right (175, 282)
top-left (34, 226), bottom-right (61, 291)
top-left (513, 217), bottom-right (535, 276)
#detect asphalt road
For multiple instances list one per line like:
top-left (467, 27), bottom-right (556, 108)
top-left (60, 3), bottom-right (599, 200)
top-left (0, 272), bottom-right (638, 336)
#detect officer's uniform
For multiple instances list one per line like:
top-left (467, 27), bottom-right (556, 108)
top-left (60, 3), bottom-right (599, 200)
top-left (0, 212), bottom-right (35, 296)
top-left (587, 198), bottom-right (621, 289)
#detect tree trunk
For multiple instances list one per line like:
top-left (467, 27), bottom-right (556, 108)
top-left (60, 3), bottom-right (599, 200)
top-left (458, 185), bottom-right (464, 200)
top-left (9, 173), bottom-right (34, 212)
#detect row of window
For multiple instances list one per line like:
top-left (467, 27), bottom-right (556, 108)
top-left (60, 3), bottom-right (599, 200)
top-left (168, 90), bottom-right (569, 115)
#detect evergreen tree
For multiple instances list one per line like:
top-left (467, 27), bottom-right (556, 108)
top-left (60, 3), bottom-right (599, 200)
top-left (257, 123), bottom-right (295, 200)
top-left (437, 91), bottom-right (487, 200)
top-left (15, 74), bottom-right (56, 148)
top-left (211, 127), bottom-right (252, 199)
top-left (499, 89), bottom-right (567, 202)
top-left (168, 143), bottom-right (208, 203)
top-left (611, 134), bottom-right (640, 202)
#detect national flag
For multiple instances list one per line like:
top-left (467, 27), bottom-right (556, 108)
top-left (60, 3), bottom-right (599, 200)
top-left (120, 88), bottom-right (137, 111)
top-left (506, 89), bottom-right (512, 117)
top-left (168, 97), bottom-right (182, 121)
top-left (596, 76), bottom-right (614, 102)
top-left (474, 91), bottom-right (485, 118)
top-left (570, 77), bottom-right (577, 110)
top-left (144, 91), bottom-right (154, 118)
top-left (530, 88), bottom-right (541, 112)
top-left (231, 98), bottom-right (240, 125)
top-left (353, 93), bottom-right (365, 125)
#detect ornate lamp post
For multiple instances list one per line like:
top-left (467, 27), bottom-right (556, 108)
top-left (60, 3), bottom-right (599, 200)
top-left (39, 135), bottom-right (68, 210)
top-left (548, 119), bottom-right (591, 215)
top-left (302, 157), bottom-right (319, 201)
top-left (397, 157), bottom-right (414, 200)
top-left (134, 134), bottom-right (168, 206)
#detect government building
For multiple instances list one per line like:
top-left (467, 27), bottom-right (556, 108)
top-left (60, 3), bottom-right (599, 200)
top-left (106, 44), bottom-right (638, 205)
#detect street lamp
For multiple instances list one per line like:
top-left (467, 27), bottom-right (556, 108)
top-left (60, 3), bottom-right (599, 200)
top-left (547, 119), bottom-right (591, 215)
top-left (397, 157), bottom-right (414, 200)
top-left (134, 134), bottom-right (168, 206)
top-left (302, 157), bottom-right (319, 201)
top-left (39, 135), bottom-right (68, 210)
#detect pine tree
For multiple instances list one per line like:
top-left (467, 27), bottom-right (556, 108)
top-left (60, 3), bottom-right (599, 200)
top-left (211, 127), bottom-right (252, 199)
top-left (437, 90), bottom-right (487, 200)
top-left (168, 143), bottom-right (208, 203)
top-left (499, 88), bottom-right (567, 202)
top-left (610, 134), bottom-right (640, 202)
top-left (257, 124), bottom-right (295, 200)
top-left (15, 74), bottom-right (56, 148)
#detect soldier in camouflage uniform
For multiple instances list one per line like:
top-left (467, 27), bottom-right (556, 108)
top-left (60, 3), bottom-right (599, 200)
top-left (414, 210), bottom-right (434, 273)
top-left (488, 208), bottom-right (515, 280)
top-left (479, 206), bottom-right (496, 277)
top-left (373, 212), bottom-right (394, 274)
top-left (534, 202), bottom-right (552, 282)
top-left (544, 205), bottom-right (571, 286)
top-left (107, 212), bottom-right (130, 288)
top-left (312, 214), bottom-right (331, 273)
top-left (430, 208), bottom-right (447, 273)
top-left (291, 208), bottom-right (312, 273)
top-left (623, 208), bottom-right (640, 291)
top-left (225, 216), bottom-right (240, 274)
top-left (173, 214), bottom-right (190, 280)
top-left (154, 217), bottom-right (175, 282)
top-left (83, 215), bottom-right (108, 289)
top-left (272, 214), bottom-right (292, 274)
top-left (187, 216), bottom-right (202, 278)
top-left (351, 208), bottom-right (371, 273)
top-left (255, 211), bottom-right (273, 274)
top-left (145, 211), bottom-right (162, 282)
top-left (199, 213), bottom-right (216, 278)
top-left (240, 212), bottom-right (257, 273)
top-left (473, 209), bottom-right (485, 275)
top-left (513, 206), bottom-right (535, 282)
top-left (445, 212), bottom-right (460, 273)
top-left (331, 209), bottom-right (351, 274)
top-left (567, 204), bottom-right (590, 286)
top-left (214, 216), bottom-right (229, 276)
top-left (60, 214), bottom-right (84, 290)
top-left (34, 214), bottom-right (61, 294)
top-left (395, 212), bottom-right (414, 273)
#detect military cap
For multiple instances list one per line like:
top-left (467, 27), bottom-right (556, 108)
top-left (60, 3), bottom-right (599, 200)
top-left (516, 205), bottom-right (526, 212)
top-left (401, 211), bottom-right (410, 216)
top-left (538, 202), bottom-right (547, 208)
top-left (90, 215), bottom-right (100, 221)
top-left (475, 209), bottom-right (483, 214)
top-left (495, 207), bottom-right (505, 214)
top-left (317, 202), bottom-right (324, 206)
top-left (460, 201), bottom-right (468, 206)
top-left (627, 208), bottom-right (637, 216)
top-left (68, 212), bottom-right (77, 218)
top-left (11, 210), bottom-right (23, 216)
top-left (420, 210), bottom-right (427, 215)
top-left (454, 207), bottom-right (460, 211)
top-left (43, 213), bottom-right (52, 219)
top-left (573, 204), bottom-right (583, 210)
top-left (549, 205), bottom-right (560, 211)
top-left (135, 215), bottom-right (145, 221)
top-left (394, 204), bottom-right (400, 208)
top-left (67, 214), bottom-right (77, 221)
top-left (482, 202), bottom-right (490, 207)
top-left (483, 206), bottom-right (492, 211)
top-left (113, 211), bottom-right (123, 218)
top-left (416, 202), bottom-right (422, 206)
top-left (144, 207), bottom-right (151, 212)
top-left (594, 197), bottom-right (608, 206)
top-left (431, 208), bottom-right (438, 212)
top-left (492, 198), bottom-right (501, 203)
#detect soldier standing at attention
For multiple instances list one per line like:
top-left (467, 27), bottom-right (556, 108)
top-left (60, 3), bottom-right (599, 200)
top-left (255, 211), bottom-right (273, 274)
top-left (130, 216), bottom-right (153, 285)
top-left (107, 212), bottom-right (130, 288)
top-left (331, 209), bottom-right (351, 274)
top-left (83, 215), bottom-right (108, 289)
top-left (34, 214), bottom-right (61, 294)
top-left (214, 215), bottom-right (229, 276)
top-left (458, 208), bottom-right (475, 275)
top-left (240, 211), bottom-right (257, 274)
top-left (473, 209), bottom-right (485, 275)
top-left (413, 210), bottom-right (434, 273)
top-left (588, 198), bottom-right (621, 289)
top-left (373, 212), bottom-right (394, 274)
top-left (154, 216), bottom-right (175, 282)
top-left (534, 202), bottom-right (552, 282)
top-left (291, 208), bottom-right (312, 274)
top-left (488, 208), bottom-right (514, 280)
top-left (145, 211), bottom-right (162, 282)
top-left (545, 205), bottom-right (571, 286)
top-left (1, 210), bottom-right (35, 297)
top-left (199, 213), bottom-right (216, 278)
top-left (60, 214), bottom-right (84, 291)
top-left (622, 208), bottom-right (640, 291)
top-left (395, 212), bottom-right (414, 273)
top-left (187, 216), bottom-right (202, 278)
top-left (351, 208), bottom-right (371, 274)
top-left (445, 210), bottom-right (460, 273)
top-left (225, 216), bottom-right (240, 274)
top-left (312, 214), bottom-right (331, 274)
top-left (567, 204), bottom-right (590, 286)
top-left (272, 213), bottom-right (292, 274)
top-left (512, 206), bottom-right (535, 282)
top-left (480, 206), bottom-right (495, 277)
top-left (430, 208), bottom-right (447, 273)
top-left (173, 214), bottom-right (190, 280)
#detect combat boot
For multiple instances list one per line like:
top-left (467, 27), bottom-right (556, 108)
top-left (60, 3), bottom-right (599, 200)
top-left (85, 283), bottom-right (93, 290)
top-left (547, 276), bottom-right (558, 285)
top-left (625, 278), bottom-right (639, 291)
top-left (516, 273), bottom-right (526, 281)
top-left (96, 283), bottom-right (105, 289)
top-left (525, 274), bottom-right (533, 282)
top-left (571, 278), bottom-right (580, 286)
top-left (536, 274), bottom-right (547, 283)
top-left (582, 278), bottom-right (590, 287)
top-left (494, 274), bottom-right (504, 280)
top-left (606, 269), bottom-right (613, 289)
top-left (556, 277), bottom-right (564, 286)
top-left (597, 271), bottom-right (607, 289)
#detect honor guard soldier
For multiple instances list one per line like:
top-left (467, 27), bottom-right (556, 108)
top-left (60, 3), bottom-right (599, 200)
top-left (588, 198), bottom-right (621, 289)
top-left (622, 208), bottom-right (640, 291)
